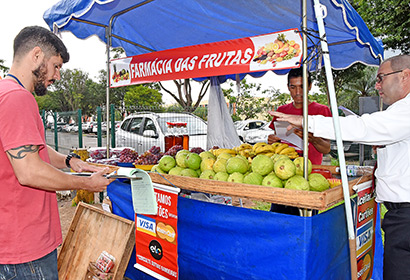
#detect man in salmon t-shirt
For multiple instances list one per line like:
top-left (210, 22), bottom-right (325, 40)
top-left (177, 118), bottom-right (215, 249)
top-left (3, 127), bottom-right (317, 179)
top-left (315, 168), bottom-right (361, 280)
top-left (268, 68), bottom-right (331, 215)
top-left (0, 26), bottom-right (113, 279)
top-left (268, 68), bottom-right (331, 165)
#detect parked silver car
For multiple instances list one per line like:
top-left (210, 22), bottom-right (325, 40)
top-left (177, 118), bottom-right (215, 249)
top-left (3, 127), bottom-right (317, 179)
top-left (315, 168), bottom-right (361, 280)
top-left (116, 112), bottom-right (208, 154)
top-left (235, 119), bottom-right (266, 142)
top-left (244, 122), bottom-right (274, 144)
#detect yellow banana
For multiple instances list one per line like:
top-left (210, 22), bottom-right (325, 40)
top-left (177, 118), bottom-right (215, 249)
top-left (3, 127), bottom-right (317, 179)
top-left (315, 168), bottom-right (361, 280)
top-left (263, 152), bottom-right (275, 157)
top-left (287, 152), bottom-right (300, 159)
top-left (279, 147), bottom-right (296, 155)
top-left (239, 143), bottom-right (253, 150)
top-left (255, 144), bottom-right (275, 155)
top-left (213, 148), bottom-right (236, 157)
top-left (274, 143), bottom-right (289, 154)
top-left (252, 142), bottom-right (267, 153)
top-left (271, 142), bottom-right (281, 149)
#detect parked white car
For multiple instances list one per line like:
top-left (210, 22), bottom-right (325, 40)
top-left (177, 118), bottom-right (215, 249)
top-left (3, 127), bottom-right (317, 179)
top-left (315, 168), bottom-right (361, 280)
top-left (235, 120), bottom-right (266, 142)
top-left (244, 122), bottom-right (274, 144)
top-left (116, 112), bottom-right (208, 154)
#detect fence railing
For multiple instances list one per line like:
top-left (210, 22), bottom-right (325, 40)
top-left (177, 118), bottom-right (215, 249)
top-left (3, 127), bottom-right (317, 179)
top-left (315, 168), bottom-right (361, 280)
top-left (41, 105), bottom-right (208, 155)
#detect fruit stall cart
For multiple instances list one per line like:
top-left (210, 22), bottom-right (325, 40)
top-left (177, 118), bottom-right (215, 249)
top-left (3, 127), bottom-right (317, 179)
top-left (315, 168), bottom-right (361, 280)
top-left (44, 0), bottom-right (384, 279)
top-left (103, 166), bottom-right (383, 280)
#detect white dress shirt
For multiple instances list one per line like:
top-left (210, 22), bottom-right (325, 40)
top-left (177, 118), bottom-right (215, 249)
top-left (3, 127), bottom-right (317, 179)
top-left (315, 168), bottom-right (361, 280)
top-left (307, 93), bottom-right (410, 203)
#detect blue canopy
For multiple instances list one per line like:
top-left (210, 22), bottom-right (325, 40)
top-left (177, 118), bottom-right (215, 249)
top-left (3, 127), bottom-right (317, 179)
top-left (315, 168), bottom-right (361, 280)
top-left (44, 0), bottom-right (383, 78)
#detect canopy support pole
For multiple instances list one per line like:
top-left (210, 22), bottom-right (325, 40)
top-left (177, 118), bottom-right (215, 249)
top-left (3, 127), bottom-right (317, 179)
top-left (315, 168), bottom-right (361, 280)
top-left (105, 25), bottom-right (112, 158)
top-left (313, 1), bottom-right (357, 279)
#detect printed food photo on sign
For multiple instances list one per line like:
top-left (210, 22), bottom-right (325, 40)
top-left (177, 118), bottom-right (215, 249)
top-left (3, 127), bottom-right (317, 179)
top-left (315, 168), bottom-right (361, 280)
top-left (110, 57), bottom-right (132, 86)
top-left (250, 29), bottom-right (302, 71)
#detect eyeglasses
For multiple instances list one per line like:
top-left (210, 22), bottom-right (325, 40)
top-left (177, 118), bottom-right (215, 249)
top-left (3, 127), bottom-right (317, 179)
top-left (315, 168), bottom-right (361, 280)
top-left (376, 70), bottom-right (403, 83)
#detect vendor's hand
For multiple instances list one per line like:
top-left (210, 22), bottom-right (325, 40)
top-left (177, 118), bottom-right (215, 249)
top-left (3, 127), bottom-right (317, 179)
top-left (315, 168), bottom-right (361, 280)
top-left (87, 168), bottom-right (115, 192)
top-left (69, 157), bottom-right (103, 173)
top-left (269, 111), bottom-right (303, 129)
top-left (268, 134), bottom-right (281, 144)
top-left (293, 128), bottom-right (315, 143)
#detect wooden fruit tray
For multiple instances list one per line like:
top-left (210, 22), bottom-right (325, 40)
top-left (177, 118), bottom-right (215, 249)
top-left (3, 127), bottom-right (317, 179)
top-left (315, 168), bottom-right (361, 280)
top-left (148, 165), bottom-right (372, 211)
top-left (90, 163), bottom-right (372, 211)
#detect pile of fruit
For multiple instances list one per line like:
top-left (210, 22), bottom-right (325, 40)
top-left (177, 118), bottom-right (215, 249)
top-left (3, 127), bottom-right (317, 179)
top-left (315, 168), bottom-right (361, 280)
top-left (152, 142), bottom-right (334, 192)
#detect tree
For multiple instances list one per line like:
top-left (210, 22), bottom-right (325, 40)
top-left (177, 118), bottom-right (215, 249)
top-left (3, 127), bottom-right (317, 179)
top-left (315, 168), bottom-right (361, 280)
top-left (312, 64), bottom-right (378, 113)
top-left (51, 69), bottom-right (91, 113)
top-left (159, 79), bottom-right (210, 112)
top-left (0, 59), bottom-right (8, 78)
top-left (351, 0), bottom-right (410, 54)
top-left (223, 79), bottom-right (274, 121)
top-left (124, 85), bottom-right (163, 111)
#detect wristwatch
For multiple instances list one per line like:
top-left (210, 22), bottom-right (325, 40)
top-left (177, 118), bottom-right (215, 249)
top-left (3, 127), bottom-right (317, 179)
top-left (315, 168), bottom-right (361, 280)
top-left (66, 152), bottom-right (81, 168)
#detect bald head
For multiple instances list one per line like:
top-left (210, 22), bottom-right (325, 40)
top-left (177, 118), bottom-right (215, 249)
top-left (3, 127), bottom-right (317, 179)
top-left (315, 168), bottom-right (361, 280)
top-left (383, 55), bottom-right (410, 71)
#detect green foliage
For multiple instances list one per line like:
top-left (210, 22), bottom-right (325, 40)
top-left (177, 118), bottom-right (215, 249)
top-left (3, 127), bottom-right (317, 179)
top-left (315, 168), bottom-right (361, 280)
top-left (309, 92), bottom-right (329, 105)
top-left (223, 79), bottom-right (273, 121)
top-left (124, 85), bottom-right (163, 111)
top-left (351, 0), bottom-right (410, 54)
top-left (193, 106), bottom-right (208, 121)
top-left (0, 59), bottom-right (8, 77)
top-left (312, 64), bottom-right (378, 113)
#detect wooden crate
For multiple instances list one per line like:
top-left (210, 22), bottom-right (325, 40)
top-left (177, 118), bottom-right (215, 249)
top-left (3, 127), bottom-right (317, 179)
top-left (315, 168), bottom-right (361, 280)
top-left (58, 202), bottom-right (135, 280)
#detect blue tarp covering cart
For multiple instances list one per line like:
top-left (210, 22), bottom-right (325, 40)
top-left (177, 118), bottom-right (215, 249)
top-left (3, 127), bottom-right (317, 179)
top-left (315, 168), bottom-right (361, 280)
top-left (107, 179), bottom-right (383, 280)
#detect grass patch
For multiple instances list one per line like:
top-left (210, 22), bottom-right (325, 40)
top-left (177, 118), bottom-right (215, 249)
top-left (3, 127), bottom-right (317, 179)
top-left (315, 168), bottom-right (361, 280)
top-left (251, 201), bottom-right (271, 211)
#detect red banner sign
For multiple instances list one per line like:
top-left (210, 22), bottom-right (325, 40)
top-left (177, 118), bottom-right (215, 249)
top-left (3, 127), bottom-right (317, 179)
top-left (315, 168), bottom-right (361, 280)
top-left (110, 29), bottom-right (302, 87)
top-left (135, 184), bottom-right (180, 280)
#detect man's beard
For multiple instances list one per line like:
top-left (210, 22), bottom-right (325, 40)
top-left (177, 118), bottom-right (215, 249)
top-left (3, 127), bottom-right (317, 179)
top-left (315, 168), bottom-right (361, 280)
top-left (32, 63), bottom-right (49, 96)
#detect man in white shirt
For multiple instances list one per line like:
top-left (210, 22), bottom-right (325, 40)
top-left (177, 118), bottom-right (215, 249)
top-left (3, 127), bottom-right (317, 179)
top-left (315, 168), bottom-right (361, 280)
top-left (269, 54), bottom-right (410, 280)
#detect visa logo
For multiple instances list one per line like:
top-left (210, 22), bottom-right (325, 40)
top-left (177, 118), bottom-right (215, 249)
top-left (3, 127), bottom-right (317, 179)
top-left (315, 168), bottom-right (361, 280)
top-left (137, 215), bottom-right (156, 236)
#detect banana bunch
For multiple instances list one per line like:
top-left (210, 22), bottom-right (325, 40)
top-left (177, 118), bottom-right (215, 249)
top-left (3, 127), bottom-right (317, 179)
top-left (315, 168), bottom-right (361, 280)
top-left (272, 143), bottom-right (299, 159)
top-left (210, 148), bottom-right (237, 157)
top-left (252, 142), bottom-right (276, 157)
top-left (234, 143), bottom-right (254, 158)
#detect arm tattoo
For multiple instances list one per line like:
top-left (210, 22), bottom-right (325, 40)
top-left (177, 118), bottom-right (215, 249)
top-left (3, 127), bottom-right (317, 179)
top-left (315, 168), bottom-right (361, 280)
top-left (6, 145), bottom-right (40, 160)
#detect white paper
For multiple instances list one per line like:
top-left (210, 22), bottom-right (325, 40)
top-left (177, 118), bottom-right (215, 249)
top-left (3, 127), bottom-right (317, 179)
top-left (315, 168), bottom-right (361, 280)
top-left (338, 105), bottom-right (358, 117)
top-left (117, 168), bottom-right (158, 215)
top-left (273, 121), bottom-right (303, 149)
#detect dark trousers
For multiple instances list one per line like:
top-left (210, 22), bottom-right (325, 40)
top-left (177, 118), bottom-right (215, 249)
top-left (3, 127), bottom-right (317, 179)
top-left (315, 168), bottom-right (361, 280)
top-left (270, 203), bottom-right (318, 216)
top-left (382, 207), bottom-right (410, 280)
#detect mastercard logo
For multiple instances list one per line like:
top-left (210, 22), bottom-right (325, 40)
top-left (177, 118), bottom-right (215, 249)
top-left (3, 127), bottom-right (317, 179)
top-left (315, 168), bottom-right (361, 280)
top-left (357, 253), bottom-right (372, 280)
top-left (156, 222), bottom-right (176, 243)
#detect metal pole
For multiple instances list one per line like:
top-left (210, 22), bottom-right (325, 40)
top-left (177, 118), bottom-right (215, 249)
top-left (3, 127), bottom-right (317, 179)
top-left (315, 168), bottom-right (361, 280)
top-left (105, 26), bottom-right (111, 159)
top-left (54, 112), bottom-right (58, 152)
top-left (313, 1), bottom-right (357, 279)
top-left (300, 0), bottom-right (312, 217)
top-left (78, 109), bottom-right (83, 148)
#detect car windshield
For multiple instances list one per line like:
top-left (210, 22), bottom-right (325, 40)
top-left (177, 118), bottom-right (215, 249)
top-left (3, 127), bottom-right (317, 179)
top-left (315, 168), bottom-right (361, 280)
top-left (157, 115), bottom-right (207, 135)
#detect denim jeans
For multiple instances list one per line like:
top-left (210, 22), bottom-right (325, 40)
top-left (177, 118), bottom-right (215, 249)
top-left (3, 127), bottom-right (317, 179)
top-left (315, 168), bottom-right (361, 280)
top-left (0, 249), bottom-right (58, 280)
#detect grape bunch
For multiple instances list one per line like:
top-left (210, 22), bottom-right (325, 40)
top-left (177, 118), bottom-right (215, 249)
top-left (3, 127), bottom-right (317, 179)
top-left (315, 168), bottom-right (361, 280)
top-left (148, 146), bottom-right (161, 154)
top-left (117, 148), bottom-right (139, 163)
top-left (88, 149), bottom-right (113, 160)
top-left (134, 146), bottom-right (164, 165)
top-left (190, 147), bottom-right (204, 154)
top-left (164, 145), bottom-right (183, 156)
top-left (211, 145), bottom-right (220, 150)
top-left (89, 150), bottom-right (105, 160)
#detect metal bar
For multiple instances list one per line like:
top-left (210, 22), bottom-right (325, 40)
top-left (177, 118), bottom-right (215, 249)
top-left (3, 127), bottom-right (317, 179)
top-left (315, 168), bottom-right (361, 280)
top-left (97, 106), bottom-right (102, 147)
top-left (54, 112), bottom-right (58, 152)
top-left (78, 109), bottom-right (83, 148)
top-left (312, 1), bottom-right (357, 279)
